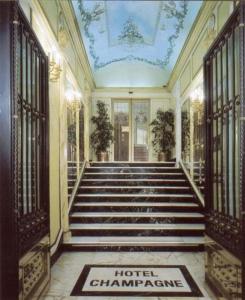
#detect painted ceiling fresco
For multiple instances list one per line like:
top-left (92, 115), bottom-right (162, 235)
top-left (72, 0), bottom-right (203, 87)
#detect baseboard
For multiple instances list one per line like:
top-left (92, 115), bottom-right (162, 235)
top-left (50, 229), bottom-right (63, 266)
top-left (50, 239), bottom-right (63, 266)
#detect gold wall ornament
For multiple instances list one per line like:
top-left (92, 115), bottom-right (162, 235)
top-left (58, 28), bottom-right (69, 48)
top-left (49, 51), bottom-right (62, 82)
top-left (58, 12), bottom-right (69, 48)
top-left (204, 14), bottom-right (216, 47)
top-left (66, 89), bottom-right (82, 111)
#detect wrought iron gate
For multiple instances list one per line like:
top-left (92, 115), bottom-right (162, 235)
top-left (204, 2), bottom-right (245, 298)
top-left (17, 5), bottom-right (49, 257)
top-left (0, 2), bottom-right (49, 298)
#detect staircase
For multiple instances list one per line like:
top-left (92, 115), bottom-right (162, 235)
top-left (64, 162), bottom-right (205, 251)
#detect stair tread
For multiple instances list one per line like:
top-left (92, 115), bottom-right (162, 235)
top-left (90, 162), bottom-right (176, 164)
top-left (71, 212), bottom-right (204, 217)
top-left (76, 193), bottom-right (194, 197)
top-left (84, 172), bottom-right (183, 175)
top-left (82, 179), bottom-right (187, 182)
top-left (64, 236), bottom-right (204, 245)
top-left (88, 166), bottom-right (180, 169)
top-left (79, 186), bottom-right (190, 189)
top-left (74, 202), bottom-right (198, 207)
top-left (70, 223), bottom-right (204, 230)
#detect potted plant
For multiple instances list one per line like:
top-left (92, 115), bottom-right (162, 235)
top-left (150, 109), bottom-right (175, 161)
top-left (90, 101), bottom-right (114, 161)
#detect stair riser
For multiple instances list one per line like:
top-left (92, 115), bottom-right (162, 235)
top-left (83, 174), bottom-right (186, 179)
top-left (77, 188), bottom-right (191, 194)
top-left (71, 229), bottom-right (204, 237)
top-left (70, 216), bottom-right (204, 224)
top-left (80, 181), bottom-right (189, 187)
top-left (72, 206), bottom-right (201, 213)
top-left (62, 245), bottom-right (204, 252)
top-left (86, 168), bottom-right (181, 173)
top-left (89, 163), bottom-right (176, 167)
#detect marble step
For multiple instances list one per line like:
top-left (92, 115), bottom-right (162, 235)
top-left (81, 178), bottom-right (188, 186)
top-left (83, 173), bottom-right (186, 179)
top-left (63, 236), bottom-right (204, 251)
top-left (70, 223), bottom-right (204, 237)
top-left (70, 212), bottom-right (204, 224)
top-left (75, 194), bottom-right (195, 203)
top-left (85, 167), bottom-right (181, 173)
top-left (78, 186), bottom-right (191, 195)
top-left (72, 202), bottom-right (200, 212)
top-left (89, 162), bottom-right (176, 167)
top-left (67, 172), bottom-right (77, 180)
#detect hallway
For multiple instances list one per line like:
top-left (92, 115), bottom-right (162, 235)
top-left (0, 1), bottom-right (244, 300)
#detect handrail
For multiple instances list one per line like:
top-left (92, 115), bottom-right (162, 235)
top-left (179, 160), bottom-right (204, 207)
top-left (68, 160), bottom-right (87, 213)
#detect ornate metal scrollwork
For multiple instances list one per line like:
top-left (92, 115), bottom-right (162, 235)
top-left (19, 210), bottom-right (49, 256)
top-left (206, 211), bottom-right (242, 258)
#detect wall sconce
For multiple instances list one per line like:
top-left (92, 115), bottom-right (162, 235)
top-left (190, 87), bottom-right (204, 121)
top-left (49, 50), bottom-right (62, 82)
top-left (66, 89), bottom-right (82, 111)
top-left (190, 87), bottom-right (204, 104)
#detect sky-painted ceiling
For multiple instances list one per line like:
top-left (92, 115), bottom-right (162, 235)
top-left (72, 0), bottom-right (203, 88)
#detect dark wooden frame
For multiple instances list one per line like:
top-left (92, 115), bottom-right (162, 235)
top-left (0, 2), bottom-right (49, 299)
top-left (239, 2), bottom-right (245, 298)
top-left (204, 1), bottom-right (245, 297)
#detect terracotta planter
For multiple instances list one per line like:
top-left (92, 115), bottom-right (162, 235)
top-left (158, 152), bottom-right (167, 162)
top-left (97, 151), bottom-right (108, 162)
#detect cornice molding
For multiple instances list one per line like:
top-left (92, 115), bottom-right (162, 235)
top-left (59, 0), bottom-right (95, 91)
top-left (168, 1), bottom-right (217, 91)
top-left (31, 0), bottom-right (95, 92)
top-left (92, 87), bottom-right (172, 99)
top-left (93, 87), bottom-right (169, 93)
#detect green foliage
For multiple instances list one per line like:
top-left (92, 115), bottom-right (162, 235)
top-left (68, 123), bottom-right (76, 146)
top-left (181, 111), bottom-right (190, 153)
top-left (150, 109), bottom-right (175, 156)
top-left (90, 101), bottom-right (114, 155)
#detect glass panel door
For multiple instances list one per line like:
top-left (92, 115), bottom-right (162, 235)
top-left (113, 101), bottom-right (130, 161)
top-left (132, 100), bottom-right (149, 161)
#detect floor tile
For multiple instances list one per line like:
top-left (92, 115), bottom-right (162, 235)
top-left (44, 251), bottom-right (216, 300)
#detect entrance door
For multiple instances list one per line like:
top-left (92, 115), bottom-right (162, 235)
top-left (113, 101), bottom-right (130, 161)
top-left (113, 100), bottom-right (149, 161)
top-left (132, 100), bottom-right (149, 161)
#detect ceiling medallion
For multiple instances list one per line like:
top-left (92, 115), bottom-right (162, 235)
top-left (118, 17), bottom-right (145, 48)
top-left (76, 0), bottom-right (192, 70)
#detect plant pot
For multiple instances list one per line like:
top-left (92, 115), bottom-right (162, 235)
top-left (158, 152), bottom-right (167, 162)
top-left (97, 151), bottom-right (108, 162)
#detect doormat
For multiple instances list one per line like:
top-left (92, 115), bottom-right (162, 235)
top-left (71, 265), bottom-right (203, 297)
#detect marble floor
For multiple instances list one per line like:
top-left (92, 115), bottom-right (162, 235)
top-left (42, 251), bottom-right (217, 300)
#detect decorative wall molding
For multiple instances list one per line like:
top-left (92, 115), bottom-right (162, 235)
top-left (168, 1), bottom-right (217, 90)
top-left (59, 0), bottom-right (95, 90)
top-left (75, 0), bottom-right (189, 71)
